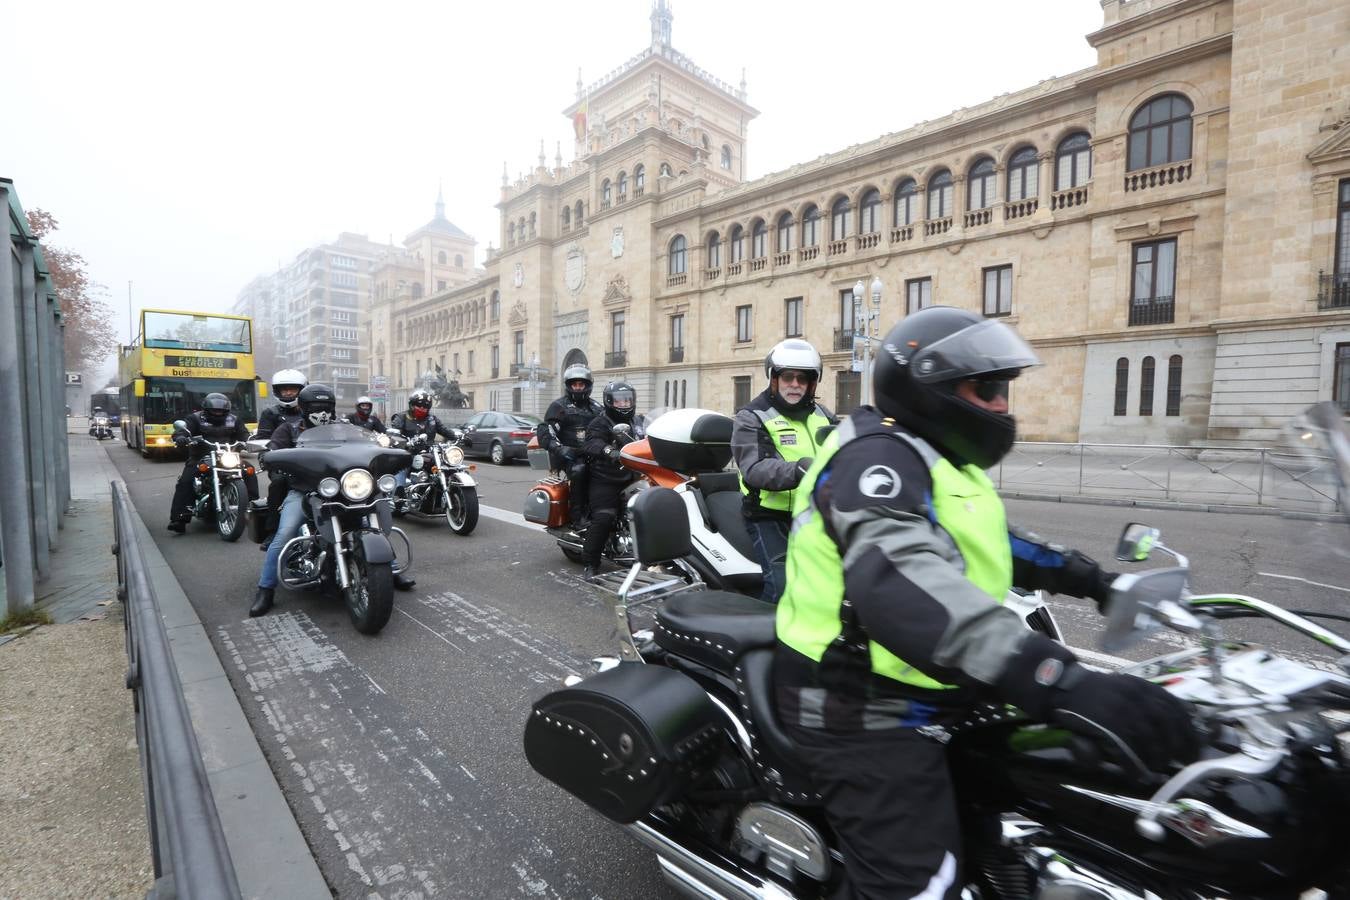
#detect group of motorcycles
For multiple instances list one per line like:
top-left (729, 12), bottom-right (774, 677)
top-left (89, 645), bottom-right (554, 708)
top-left (167, 418), bottom-right (480, 635)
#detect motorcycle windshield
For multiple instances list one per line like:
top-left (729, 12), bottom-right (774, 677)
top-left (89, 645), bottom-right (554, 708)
top-left (266, 423), bottom-right (410, 491)
top-left (1281, 402), bottom-right (1350, 524)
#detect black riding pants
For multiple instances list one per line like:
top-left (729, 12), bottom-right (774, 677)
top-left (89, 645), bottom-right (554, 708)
top-left (785, 723), bottom-right (965, 900)
top-left (582, 478), bottom-right (625, 567)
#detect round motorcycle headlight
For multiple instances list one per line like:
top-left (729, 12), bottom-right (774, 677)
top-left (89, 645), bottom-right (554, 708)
top-left (376, 434), bottom-right (391, 448)
top-left (445, 446), bottom-right (465, 466)
top-left (377, 474), bottom-right (397, 494)
top-left (217, 451), bottom-right (241, 469)
top-left (341, 469), bottom-right (375, 502)
top-left (318, 477), bottom-right (341, 498)
top-left (411, 454), bottom-right (425, 471)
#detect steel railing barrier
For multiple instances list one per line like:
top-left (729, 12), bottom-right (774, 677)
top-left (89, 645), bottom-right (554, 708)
top-left (111, 481), bottom-right (242, 900)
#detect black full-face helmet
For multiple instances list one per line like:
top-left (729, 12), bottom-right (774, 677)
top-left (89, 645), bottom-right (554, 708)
top-left (297, 383), bottom-right (337, 428)
top-left (202, 393), bottom-right (231, 422)
top-left (562, 364), bottom-right (594, 405)
top-left (602, 381), bottom-right (636, 424)
top-left (872, 306), bottom-right (1039, 469)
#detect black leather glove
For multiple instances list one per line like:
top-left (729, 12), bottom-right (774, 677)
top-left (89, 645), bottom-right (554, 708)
top-left (558, 447), bottom-right (577, 466)
top-left (1051, 550), bottom-right (1119, 612)
top-left (795, 457), bottom-right (814, 475)
top-left (1050, 666), bottom-right (1200, 772)
top-left (173, 433), bottom-right (189, 448)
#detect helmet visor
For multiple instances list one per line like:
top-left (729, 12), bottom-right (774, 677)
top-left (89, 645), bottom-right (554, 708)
top-left (608, 388), bottom-right (636, 410)
top-left (910, 320), bottom-right (1040, 384)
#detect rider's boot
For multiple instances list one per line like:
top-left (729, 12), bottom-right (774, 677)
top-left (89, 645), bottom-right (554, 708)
top-left (250, 587), bottom-right (275, 617)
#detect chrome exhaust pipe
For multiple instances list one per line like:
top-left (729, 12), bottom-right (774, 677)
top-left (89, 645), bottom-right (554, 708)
top-left (625, 820), bottom-right (790, 900)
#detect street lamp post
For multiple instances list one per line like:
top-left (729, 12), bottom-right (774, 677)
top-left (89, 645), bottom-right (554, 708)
top-left (853, 276), bottom-right (884, 408)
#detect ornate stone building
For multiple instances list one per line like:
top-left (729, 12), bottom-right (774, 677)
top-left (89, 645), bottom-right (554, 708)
top-left (371, 0), bottom-right (1350, 444)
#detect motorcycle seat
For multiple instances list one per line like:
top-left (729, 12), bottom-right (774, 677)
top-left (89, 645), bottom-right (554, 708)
top-left (689, 473), bottom-right (758, 564)
top-left (655, 591), bottom-right (777, 677)
top-left (733, 648), bottom-right (821, 805)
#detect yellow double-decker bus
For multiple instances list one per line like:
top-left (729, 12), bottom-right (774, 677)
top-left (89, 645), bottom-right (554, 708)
top-left (119, 309), bottom-right (262, 456)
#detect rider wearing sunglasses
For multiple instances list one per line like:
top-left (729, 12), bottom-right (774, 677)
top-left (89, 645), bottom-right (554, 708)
top-left (732, 338), bottom-right (836, 603)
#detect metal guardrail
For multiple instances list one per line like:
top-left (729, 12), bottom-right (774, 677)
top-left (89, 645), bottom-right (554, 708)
top-left (992, 441), bottom-right (1342, 514)
top-left (111, 481), bottom-right (241, 900)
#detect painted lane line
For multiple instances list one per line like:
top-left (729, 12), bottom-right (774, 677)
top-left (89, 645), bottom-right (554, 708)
top-left (480, 503), bottom-right (542, 530)
top-left (1258, 571), bottom-right (1350, 594)
top-left (397, 606), bottom-right (466, 652)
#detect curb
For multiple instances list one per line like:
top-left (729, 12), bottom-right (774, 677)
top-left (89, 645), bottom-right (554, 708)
top-left (120, 486), bottom-right (331, 899)
top-left (1000, 490), bottom-right (1344, 521)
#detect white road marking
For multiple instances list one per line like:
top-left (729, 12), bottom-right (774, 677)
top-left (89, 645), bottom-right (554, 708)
top-left (1258, 571), bottom-right (1350, 594)
top-left (479, 504), bottom-right (541, 530)
top-left (397, 607), bottom-right (466, 652)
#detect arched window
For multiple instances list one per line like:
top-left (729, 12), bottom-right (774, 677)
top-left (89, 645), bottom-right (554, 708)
top-left (894, 178), bottom-right (918, 226)
top-left (1113, 358), bottom-right (1129, 417)
top-left (669, 235), bottom-right (687, 275)
top-left (859, 188), bottom-right (881, 234)
top-left (601, 179), bottom-right (612, 206)
top-left (928, 170), bottom-right (954, 218)
top-left (721, 144), bottom-right (733, 169)
top-left (751, 219), bottom-right (767, 259)
top-left (562, 206), bottom-right (571, 227)
top-left (1166, 355), bottom-right (1183, 416)
top-left (968, 158), bottom-right (996, 210)
top-left (574, 200), bottom-right (584, 225)
top-left (455, 254), bottom-right (463, 268)
top-left (1007, 147), bottom-right (1039, 202)
top-left (507, 221), bottom-right (515, 243)
top-left (518, 217), bottom-right (526, 238)
top-left (1128, 94), bottom-right (1193, 171)
top-left (1056, 132), bottom-right (1092, 189)
top-left (707, 231), bottom-right (722, 268)
top-left (730, 224), bottom-right (745, 263)
top-left (1139, 356), bottom-right (1155, 416)
top-left (830, 196), bottom-right (851, 241)
top-left (659, 162), bottom-right (673, 178)
top-left (634, 164), bottom-right (645, 192)
top-left (437, 251), bottom-right (447, 264)
top-left (801, 205), bottom-right (820, 246)
top-left (528, 212), bottom-right (536, 236)
top-left (776, 212), bottom-right (794, 253)
top-left (563, 348), bottom-right (588, 370)
top-left (617, 170), bottom-right (628, 198)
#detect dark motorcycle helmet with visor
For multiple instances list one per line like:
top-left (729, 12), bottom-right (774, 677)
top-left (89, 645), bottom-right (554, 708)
top-left (201, 393), bottom-right (232, 422)
top-left (602, 381), bottom-right (637, 423)
top-left (873, 307), bottom-right (1039, 469)
top-left (297, 383), bottom-right (337, 428)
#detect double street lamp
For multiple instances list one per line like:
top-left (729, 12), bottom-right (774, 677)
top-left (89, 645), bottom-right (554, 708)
top-left (852, 276), bottom-right (884, 408)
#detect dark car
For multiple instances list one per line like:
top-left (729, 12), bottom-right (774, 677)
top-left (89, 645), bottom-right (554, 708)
top-left (459, 412), bottom-right (541, 465)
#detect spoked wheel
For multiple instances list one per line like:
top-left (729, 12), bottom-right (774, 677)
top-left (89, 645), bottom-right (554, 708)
top-left (490, 441), bottom-right (506, 465)
top-left (215, 480), bottom-right (247, 542)
top-left (445, 485), bottom-right (479, 535)
top-left (344, 540), bottom-right (394, 635)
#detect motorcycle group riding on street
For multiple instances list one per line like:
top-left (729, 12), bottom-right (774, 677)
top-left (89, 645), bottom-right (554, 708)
top-left (135, 306), bottom-right (1350, 897)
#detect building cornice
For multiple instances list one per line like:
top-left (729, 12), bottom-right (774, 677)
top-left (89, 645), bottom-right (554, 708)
top-left (1073, 33), bottom-right (1232, 95)
top-left (1086, 0), bottom-right (1228, 48)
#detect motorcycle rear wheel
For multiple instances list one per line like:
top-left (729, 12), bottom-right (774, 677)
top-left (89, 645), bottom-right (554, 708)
top-left (344, 543), bottom-right (394, 635)
top-left (215, 480), bottom-right (247, 542)
top-left (446, 485), bottom-right (479, 535)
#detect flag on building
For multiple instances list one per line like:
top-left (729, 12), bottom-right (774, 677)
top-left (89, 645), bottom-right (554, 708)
top-left (573, 98), bottom-right (588, 141)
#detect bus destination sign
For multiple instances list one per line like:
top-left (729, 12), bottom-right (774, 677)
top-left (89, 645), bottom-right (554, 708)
top-left (164, 355), bottom-right (238, 371)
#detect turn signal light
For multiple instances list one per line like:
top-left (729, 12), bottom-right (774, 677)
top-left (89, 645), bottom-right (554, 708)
top-left (245, 466), bottom-right (255, 476)
top-left (197, 463), bottom-right (210, 473)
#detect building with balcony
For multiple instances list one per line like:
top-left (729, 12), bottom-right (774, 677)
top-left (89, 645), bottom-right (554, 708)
top-left (376, 0), bottom-right (1350, 443)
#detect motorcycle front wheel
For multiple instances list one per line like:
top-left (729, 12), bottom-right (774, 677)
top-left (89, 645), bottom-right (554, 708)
top-left (446, 485), bottom-right (479, 535)
top-left (344, 541), bottom-right (394, 635)
top-left (215, 480), bottom-right (247, 542)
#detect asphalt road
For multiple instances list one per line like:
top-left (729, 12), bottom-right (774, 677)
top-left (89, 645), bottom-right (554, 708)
top-left (106, 442), bottom-right (1350, 899)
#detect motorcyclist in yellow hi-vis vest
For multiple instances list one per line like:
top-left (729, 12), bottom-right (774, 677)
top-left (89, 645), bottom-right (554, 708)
top-left (732, 339), bottom-right (835, 603)
top-left (774, 307), bottom-right (1199, 899)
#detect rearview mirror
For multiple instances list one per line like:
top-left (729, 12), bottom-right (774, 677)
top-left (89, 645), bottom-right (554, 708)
top-left (1115, 522), bottom-right (1160, 562)
top-left (612, 423), bottom-right (632, 436)
top-left (172, 419), bottom-right (188, 432)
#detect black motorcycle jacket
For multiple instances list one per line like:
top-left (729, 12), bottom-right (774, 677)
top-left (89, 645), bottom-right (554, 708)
top-left (256, 404), bottom-right (301, 439)
top-left (347, 412), bottom-right (386, 433)
top-left (174, 411), bottom-right (250, 460)
top-left (540, 396), bottom-right (603, 468)
top-left (388, 412), bottom-right (459, 444)
top-left (583, 410), bottom-right (643, 485)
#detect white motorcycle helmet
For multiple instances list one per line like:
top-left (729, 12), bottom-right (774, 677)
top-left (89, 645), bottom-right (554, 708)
top-left (271, 368), bottom-right (308, 409)
top-left (764, 339), bottom-right (823, 412)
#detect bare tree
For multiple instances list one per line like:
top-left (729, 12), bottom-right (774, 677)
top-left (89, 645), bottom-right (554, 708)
top-left (25, 209), bottom-right (119, 374)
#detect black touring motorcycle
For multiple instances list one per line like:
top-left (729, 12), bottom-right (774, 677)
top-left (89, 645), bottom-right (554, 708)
top-left (525, 407), bottom-right (1350, 899)
top-left (249, 423), bottom-right (412, 635)
top-left (173, 425), bottom-right (255, 542)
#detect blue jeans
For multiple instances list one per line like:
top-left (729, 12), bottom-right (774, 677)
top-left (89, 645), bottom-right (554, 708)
top-left (258, 490), bottom-right (305, 589)
top-left (747, 517), bottom-right (791, 604)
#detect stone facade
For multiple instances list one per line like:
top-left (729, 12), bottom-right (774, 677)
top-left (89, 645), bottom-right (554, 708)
top-left (371, 0), bottom-right (1350, 443)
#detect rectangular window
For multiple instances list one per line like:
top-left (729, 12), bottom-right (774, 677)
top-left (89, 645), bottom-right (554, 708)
top-left (982, 265), bottom-right (1012, 317)
top-left (835, 370), bottom-right (861, 415)
top-left (437, 280), bottom-right (447, 291)
top-left (736, 305), bottom-right (753, 343)
top-left (513, 330), bottom-right (524, 365)
top-left (784, 297), bottom-right (803, 338)
top-left (612, 311), bottom-right (626, 352)
top-left (1166, 355), bottom-right (1183, 416)
top-left (512, 387), bottom-right (522, 412)
top-left (906, 277), bottom-right (933, 314)
top-left (733, 375), bottom-right (752, 410)
top-left (468, 350), bottom-right (475, 373)
top-left (1336, 179), bottom-right (1350, 277)
top-left (1335, 344), bottom-right (1350, 415)
top-left (452, 353), bottom-right (460, 375)
top-left (1130, 238), bottom-right (1177, 325)
top-left (1113, 358), bottom-right (1129, 417)
top-left (670, 313), bottom-right (685, 350)
top-left (491, 344), bottom-right (500, 376)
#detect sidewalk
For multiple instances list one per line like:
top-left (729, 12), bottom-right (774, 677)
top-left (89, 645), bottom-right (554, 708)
top-left (0, 435), bottom-right (152, 898)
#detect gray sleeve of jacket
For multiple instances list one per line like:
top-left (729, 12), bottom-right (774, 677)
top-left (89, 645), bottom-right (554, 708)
top-left (821, 438), bottom-right (1033, 688)
top-left (731, 407), bottom-right (806, 492)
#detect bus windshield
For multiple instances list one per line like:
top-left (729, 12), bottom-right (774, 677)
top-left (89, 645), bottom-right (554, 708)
top-left (142, 378), bottom-right (259, 424)
top-left (143, 312), bottom-right (252, 354)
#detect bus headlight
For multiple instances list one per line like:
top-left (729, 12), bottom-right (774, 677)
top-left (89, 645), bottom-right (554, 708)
top-left (217, 451), bottom-right (241, 469)
top-left (445, 446), bottom-right (465, 466)
top-left (377, 474), bottom-right (397, 494)
top-left (340, 469), bottom-right (375, 502)
top-left (318, 478), bottom-right (341, 499)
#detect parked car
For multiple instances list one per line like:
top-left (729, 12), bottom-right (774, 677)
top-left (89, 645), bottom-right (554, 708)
top-left (459, 412), bottom-right (541, 465)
